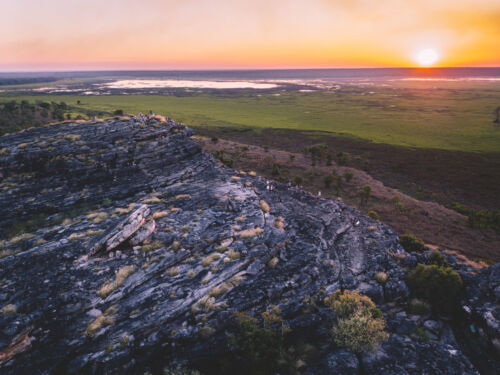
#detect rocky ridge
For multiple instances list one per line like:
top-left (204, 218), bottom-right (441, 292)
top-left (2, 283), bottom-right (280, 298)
top-left (0, 117), bottom-right (498, 374)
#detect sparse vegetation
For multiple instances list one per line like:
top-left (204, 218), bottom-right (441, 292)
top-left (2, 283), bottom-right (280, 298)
top-left (98, 265), bottom-right (136, 298)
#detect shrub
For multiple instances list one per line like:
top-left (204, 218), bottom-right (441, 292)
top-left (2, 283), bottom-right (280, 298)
top-left (333, 312), bottom-right (388, 353)
top-left (164, 364), bottom-right (201, 375)
top-left (324, 289), bottom-right (382, 320)
top-left (113, 109), bottom-right (124, 116)
top-left (211, 136), bottom-right (218, 144)
top-left (407, 264), bottom-right (463, 314)
top-left (413, 327), bottom-right (430, 342)
top-left (325, 290), bottom-right (387, 353)
top-left (367, 210), bottom-right (380, 221)
top-left (399, 233), bottom-right (427, 253)
top-left (227, 314), bottom-right (282, 375)
top-left (428, 251), bottom-right (448, 267)
top-left (408, 298), bottom-right (431, 316)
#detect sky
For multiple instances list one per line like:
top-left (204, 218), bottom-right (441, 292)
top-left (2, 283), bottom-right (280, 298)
top-left (1, 0), bottom-right (499, 71)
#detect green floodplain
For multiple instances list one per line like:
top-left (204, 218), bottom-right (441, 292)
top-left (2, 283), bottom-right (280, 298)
top-left (1, 79), bottom-right (500, 152)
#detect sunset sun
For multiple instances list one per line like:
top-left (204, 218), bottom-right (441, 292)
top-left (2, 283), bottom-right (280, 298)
top-left (415, 48), bottom-right (439, 67)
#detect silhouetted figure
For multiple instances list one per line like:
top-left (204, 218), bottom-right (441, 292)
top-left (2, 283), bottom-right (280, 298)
top-left (494, 106), bottom-right (500, 124)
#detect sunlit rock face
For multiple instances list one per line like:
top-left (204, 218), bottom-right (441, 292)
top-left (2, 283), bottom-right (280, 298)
top-left (0, 117), bottom-right (497, 374)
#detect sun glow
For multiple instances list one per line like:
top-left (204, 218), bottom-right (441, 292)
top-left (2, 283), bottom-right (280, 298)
top-left (415, 48), bottom-right (440, 67)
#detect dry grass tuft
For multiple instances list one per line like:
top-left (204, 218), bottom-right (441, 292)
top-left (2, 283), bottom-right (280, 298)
top-left (259, 200), bottom-right (270, 213)
top-left (2, 304), bottom-right (17, 315)
top-left (175, 194), bottom-right (190, 200)
top-left (267, 257), bottom-right (279, 268)
top-left (9, 233), bottom-right (35, 244)
top-left (141, 240), bottom-right (163, 253)
top-left (274, 217), bottom-right (285, 230)
top-left (87, 212), bottom-right (108, 224)
top-left (238, 227), bottom-right (264, 239)
top-left (86, 314), bottom-right (115, 335)
top-left (227, 249), bottom-right (241, 260)
top-left (69, 229), bottom-right (104, 241)
top-left (64, 134), bottom-right (81, 142)
top-left (201, 253), bottom-right (221, 267)
top-left (97, 265), bottom-right (136, 298)
top-left (374, 272), bottom-right (388, 285)
top-left (166, 267), bottom-right (179, 277)
top-left (151, 211), bottom-right (168, 219)
top-left (144, 197), bottom-right (163, 204)
top-left (114, 204), bottom-right (135, 215)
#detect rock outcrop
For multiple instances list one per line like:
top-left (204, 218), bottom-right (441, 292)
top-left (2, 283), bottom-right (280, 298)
top-left (0, 117), bottom-right (498, 374)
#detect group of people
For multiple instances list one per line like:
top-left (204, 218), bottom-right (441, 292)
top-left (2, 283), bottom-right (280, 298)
top-left (265, 179), bottom-right (322, 198)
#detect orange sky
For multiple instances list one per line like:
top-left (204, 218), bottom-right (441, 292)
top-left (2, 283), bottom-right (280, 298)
top-left (1, 0), bottom-right (499, 71)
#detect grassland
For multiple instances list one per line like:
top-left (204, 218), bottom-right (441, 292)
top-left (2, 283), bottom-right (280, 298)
top-left (2, 81), bottom-right (500, 152)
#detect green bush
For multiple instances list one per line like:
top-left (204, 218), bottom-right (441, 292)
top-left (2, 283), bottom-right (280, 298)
top-left (413, 327), bottom-right (430, 342)
top-left (367, 210), bottom-right (380, 221)
top-left (399, 233), bottom-right (427, 253)
top-left (428, 251), bottom-right (448, 267)
top-left (226, 314), bottom-right (282, 375)
top-left (407, 264), bottom-right (463, 314)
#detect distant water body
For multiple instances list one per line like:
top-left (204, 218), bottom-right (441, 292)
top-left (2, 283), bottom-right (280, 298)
top-left (1, 67), bottom-right (500, 82)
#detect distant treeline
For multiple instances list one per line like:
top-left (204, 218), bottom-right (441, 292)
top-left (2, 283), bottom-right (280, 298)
top-left (0, 100), bottom-right (70, 136)
top-left (0, 77), bottom-right (57, 86)
top-left (451, 202), bottom-right (500, 232)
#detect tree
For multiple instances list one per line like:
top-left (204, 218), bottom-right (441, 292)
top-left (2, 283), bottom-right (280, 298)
top-left (293, 175), bottom-right (303, 186)
top-left (358, 185), bottom-right (371, 207)
top-left (326, 152), bottom-right (333, 166)
top-left (336, 152), bottom-right (351, 166)
top-left (335, 176), bottom-right (343, 195)
top-left (323, 173), bottom-right (334, 188)
top-left (343, 170), bottom-right (353, 183)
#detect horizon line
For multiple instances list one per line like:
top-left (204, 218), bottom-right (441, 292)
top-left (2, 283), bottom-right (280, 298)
top-left (1, 66), bottom-right (500, 74)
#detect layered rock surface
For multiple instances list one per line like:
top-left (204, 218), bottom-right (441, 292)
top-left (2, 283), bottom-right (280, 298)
top-left (0, 117), bottom-right (498, 374)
